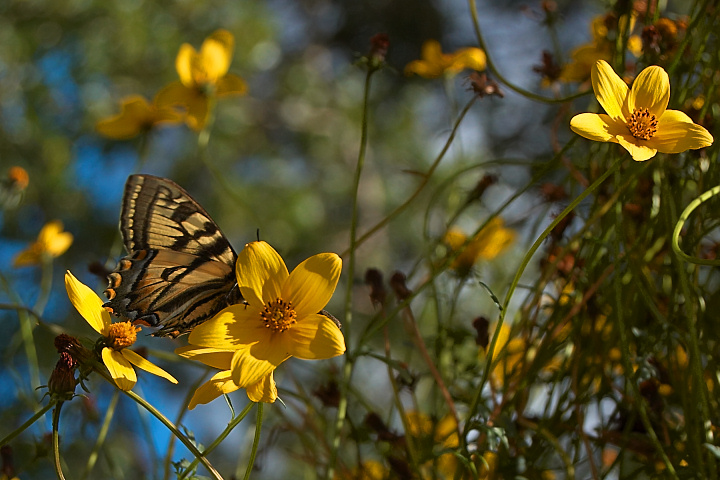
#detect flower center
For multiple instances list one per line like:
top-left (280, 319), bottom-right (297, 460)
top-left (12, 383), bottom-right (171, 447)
top-left (627, 108), bottom-right (658, 140)
top-left (261, 298), bottom-right (297, 333)
top-left (106, 322), bottom-right (140, 350)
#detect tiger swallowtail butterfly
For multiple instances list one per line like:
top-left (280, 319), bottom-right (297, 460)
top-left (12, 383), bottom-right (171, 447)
top-left (103, 174), bottom-right (242, 338)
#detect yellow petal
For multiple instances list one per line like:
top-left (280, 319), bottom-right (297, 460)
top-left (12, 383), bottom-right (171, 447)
top-left (283, 253), bottom-right (341, 317)
top-left (627, 65), bottom-right (669, 119)
top-left (65, 271), bottom-right (111, 335)
top-left (200, 29), bottom-right (235, 83)
top-left (175, 345), bottom-right (235, 370)
top-left (404, 60), bottom-right (443, 78)
top-left (155, 82), bottom-right (208, 131)
top-left (614, 134), bottom-right (657, 161)
top-left (570, 113), bottom-right (627, 142)
top-left (188, 370), bottom-right (240, 410)
top-left (231, 347), bottom-right (286, 388)
top-left (449, 47), bottom-right (486, 73)
top-left (246, 372), bottom-right (277, 403)
top-left (236, 241), bottom-right (289, 307)
top-left (421, 40), bottom-right (444, 64)
top-left (102, 347), bottom-right (136, 391)
top-left (13, 247), bottom-right (41, 267)
top-left (591, 60), bottom-right (629, 123)
top-left (188, 304), bottom-right (267, 348)
top-left (649, 109), bottom-right (714, 154)
top-left (282, 313), bottom-right (345, 360)
top-left (96, 96), bottom-right (153, 140)
top-left (176, 44), bottom-right (198, 87)
top-left (216, 73), bottom-right (248, 97)
top-left (121, 349), bottom-right (178, 384)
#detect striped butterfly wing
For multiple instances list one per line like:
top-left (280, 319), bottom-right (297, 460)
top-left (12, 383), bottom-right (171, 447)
top-left (104, 174), bottom-right (241, 337)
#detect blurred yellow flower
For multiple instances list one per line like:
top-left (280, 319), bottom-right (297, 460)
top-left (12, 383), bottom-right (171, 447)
top-left (65, 271), bottom-right (177, 391)
top-left (14, 220), bottom-right (73, 267)
top-left (7, 166), bottom-right (29, 190)
top-left (181, 241), bottom-right (345, 405)
top-left (156, 29), bottom-right (247, 131)
top-left (335, 460), bottom-right (388, 480)
top-left (96, 95), bottom-right (184, 139)
top-left (570, 60), bottom-right (713, 161)
top-left (405, 40), bottom-right (486, 78)
top-left (482, 323), bottom-right (526, 389)
top-left (443, 218), bottom-right (516, 276)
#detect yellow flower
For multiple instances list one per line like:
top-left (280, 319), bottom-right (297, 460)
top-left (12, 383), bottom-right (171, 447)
top-left (182, 241), bottom-right (345, 404)
top-left (405, 40), bottom-right (486, 78)
top-left (482, 323), bottom-right (526, 389)
top-left (443, 218), bottom-right (516, 275)
top-left (14, 221), bottom-right (73, 267)
top-left (96, 95), bottom-right (184, 139)
top-left (64, 271), bottom-right (177, 391)
top-left (570, 60), bottom-right (713, 161)
top-left (156, 29), bottom-right (247, 131)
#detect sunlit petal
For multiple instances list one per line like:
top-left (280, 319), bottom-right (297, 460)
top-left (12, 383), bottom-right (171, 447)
top-left (615, 134), bottom-right (657, 161)
top-left (200, 29), bottom-right (235, 82)
top-left (282, 314), bottom-right (346, 360)
top-left (246, 372), bottom-right (278, 403)
top-left (236, 241), bottom-right (289, 306)
top-left (65, 271), bottom-right (111, 335)
top-left (188, 370), bottom-right (240, 410)
top-left (283, 253), bottom-right (341, 317)
top-left (591, 60), bottom-right (628, 122)
top-left (449, 47), bottom-right (486, 73)
top-left (570, 113), bottom-right (627, 142)
top-left (176, 44), bottom-right (197, 87)
top-left (230, 347), bottom-right (287, 388)
top-left (102, 347), bottom-right (136, 391)
top-left (188, 304), bottom-right (266, 348)
top-left (628, 65), bottom-right (669, 118)
top-left (650, 110), bottom-right (714, 154)
top-left (121, 349), bottom-right (177, 384)
top-left (175, 345), bottom-right (235, 370)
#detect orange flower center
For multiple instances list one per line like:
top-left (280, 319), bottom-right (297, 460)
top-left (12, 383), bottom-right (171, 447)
top-left (261, 298), bottom-right (297, 333)
top-left (627, 108), bottom-right (658, 140)
top-left (106, 322), bottom-right (140, 350)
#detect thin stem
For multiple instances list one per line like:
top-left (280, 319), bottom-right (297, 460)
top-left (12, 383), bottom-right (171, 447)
top-left (671, 185), bottom-right (720, 266)
top-left (0, 400), bottom-right (55, 446)
top-left (52, 401), bottom-right (67, 480)
top-left (82, 390), bottom-right (119, 480)
top-left (242, 403), bottom-right (263, 480)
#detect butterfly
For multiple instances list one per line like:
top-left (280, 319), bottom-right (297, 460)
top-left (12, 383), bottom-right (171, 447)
top-left (103, 174), bottom-right (242, 337)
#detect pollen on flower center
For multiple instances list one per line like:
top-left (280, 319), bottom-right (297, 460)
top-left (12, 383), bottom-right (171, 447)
top-left (261, 298), bottom-right (297, 333)
top-left (107, 322), bottom-right (140, 350)
top-left (627, 108), bottom-right (658, 140)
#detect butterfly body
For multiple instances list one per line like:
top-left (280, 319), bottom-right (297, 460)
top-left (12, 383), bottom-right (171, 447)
top-left (104, 174), bottom-right (241, 337)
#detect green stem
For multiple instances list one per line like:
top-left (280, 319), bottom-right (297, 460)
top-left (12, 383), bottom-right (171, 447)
top-left (52, 401), bottom-right (67, 480)
top-left (179, 401), bottom-right (255, 480)
top-left (82, 390), bottom-right (119, 480)
top-left (671, 185), bottom-right (720, 266)
top-left (0, 400), bottom-right (55, 446)
top-left (467, 0), bottom-right (590, 104)
top-left (242, 403), bottom-right (263, 480)
top-left (465, 157), bottom-right (623, 432)
top-left (34, 257), bottom-right (53, 316)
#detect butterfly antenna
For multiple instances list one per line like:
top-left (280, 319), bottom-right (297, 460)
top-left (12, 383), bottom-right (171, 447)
top-left (256, 228), bottom-right (261, 241)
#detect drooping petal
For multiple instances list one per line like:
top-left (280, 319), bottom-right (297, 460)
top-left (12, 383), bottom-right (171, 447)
top-left (188, 370), bottom-right (240, 410)
top-left (230, 347), bottom-right (287, 388)
top-left (13, 247), bottom-right (41, 267)
top-left (591, 60), bottom-right (629, 122)
top-left (96, 96), bottom-right (152, 139)
top-left (155, 81), bottom-right (197, 109)
top-left (246, 372), bottom-right (278, 403)
top-left (627, 65), bottom-right (669, 119)
top-left (283, 253), bottom-right (341, 317)
top-left (614, 134), bottom-right (657, 161)
top-left (188, 304), bottom-right (267, 348)
top-left (236, 241), bottom-right (289, 307)
top-left (570, 113), bottom-right (627, 142)
top-left (182, 92), bottom-right (210, 132)
top-left (649, 109), bottom-right (714, 154)
top-left (65, 271), bottom-right (111, 335)
top-left (200, 29), bottom-right (235, 83)
top-left (216, 73), bottom-right (248, 97)
top-left (175, 345), bottom-right (235, 370)
top-left (102, 347), bottom-right (136, 391)
top-left (176, 44), bottom-right (198, 87)
top-left (121, 349), bottom-right (178, 384)
top-left (281, 313), bottom-right (346, 360)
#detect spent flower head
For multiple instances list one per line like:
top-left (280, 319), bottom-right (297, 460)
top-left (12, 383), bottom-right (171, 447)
top-left (65, 271), bottom-right (177, 391)
top-left (14, 221), bottom-right (73, 267)
top-left (156, 29), bottom-right (247, 131)
top-left (179, 241), bottom-right (345, 405)
top-left (570, 60), bottom-right (713, 161)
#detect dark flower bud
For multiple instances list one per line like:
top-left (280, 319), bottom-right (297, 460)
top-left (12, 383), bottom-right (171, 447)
top-left (467, 72), bottom-right (504, 98)
top-left (472, 316), bottom-right (490, 349)
top-left (48, 352), bottom-right (78, 401)
top-left (364, 268), bottom-right (387, 306)
top-left (389, 272), bottom-right (412, 301)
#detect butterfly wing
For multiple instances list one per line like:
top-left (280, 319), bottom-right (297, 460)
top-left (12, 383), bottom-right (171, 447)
top-left (104, 174), bottom-right (241, 337)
